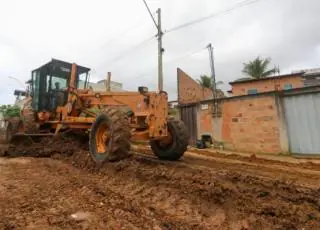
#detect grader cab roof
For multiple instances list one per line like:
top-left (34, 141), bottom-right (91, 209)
top-left (32, 58), bottom-right (91, 75)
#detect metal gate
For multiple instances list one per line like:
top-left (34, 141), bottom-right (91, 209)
top-left (180, 105), bottom-right (197, 145)
top-left (283, 92), bottom-right (320, 154)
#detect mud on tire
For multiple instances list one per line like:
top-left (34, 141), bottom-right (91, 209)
top-left (5, 118), bottom-right (20, 143)
top-left (89, 108), bottom-right (131, 163)
top-left (22, 99), bottom-right (38, 134)
top-left (150, 119), bottom-right (189, 161)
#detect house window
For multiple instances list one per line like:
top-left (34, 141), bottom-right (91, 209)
top-left (247, 89), bottom-right (258, 95)
top-left (201, 104), bottom-right (209, 110)
top-left (284, 84), bottom-right (293, 90)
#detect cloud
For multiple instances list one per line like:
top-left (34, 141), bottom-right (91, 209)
top-left (0, 0), bottom-right (319, 103)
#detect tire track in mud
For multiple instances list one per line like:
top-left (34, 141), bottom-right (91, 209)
top-left (66, 150), bottom-right (320, 230)
top-left (2, 137), bottom-right (320, 229)
top-left (0, 158), bottom-right (199, 230)
top-left (132, 146), bottom-right (320, 189)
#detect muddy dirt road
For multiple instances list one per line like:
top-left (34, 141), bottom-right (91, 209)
top-left (0, 143), bottom-right (319, 230)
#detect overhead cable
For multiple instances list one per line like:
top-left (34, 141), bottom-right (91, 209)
top-left (165, 0), bottom-right (263, 33)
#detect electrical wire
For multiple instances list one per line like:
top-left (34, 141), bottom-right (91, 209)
top-left (77, 15), bottom-right (155, 62)
top-left (92, 35), bottom-right (156, 76)
top-left (106, 35), bottom-right (156, 64)
top-left (142, 0), bottom-right (158, 29)
top-left (85, 0), bottom-right (264, 83)
top-left (131, 46), bottom-right (207, 83)
top-left (165, 0), bottom-right (263, 34)
top-left (164, 47), bottom-right (206, 66)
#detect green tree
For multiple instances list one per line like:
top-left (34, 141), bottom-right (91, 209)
top-left (242, 56), bottom-right (278, 79)
top-left (197, 75), bottom-right (212, 88)
top-left (197, 75), bottom-right (224, 89)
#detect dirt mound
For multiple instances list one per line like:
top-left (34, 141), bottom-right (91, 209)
top-left (3, 133), bottom-right (88, 157)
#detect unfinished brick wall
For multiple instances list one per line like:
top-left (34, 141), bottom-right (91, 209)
top-left (221, 95), bottom-right (282, 153)
top-left (177, 68), bottom-right (214, 104)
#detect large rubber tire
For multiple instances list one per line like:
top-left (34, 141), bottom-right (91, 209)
top-left (5, 122), bottom-right (15, 144)
top-left (150, 119), bottom-right (189, 161)
top-left (22, 99), bottom-right (37, 134)
top-left (89, 108), bottom-right (131, 164)
top-left (5, 119), bottom-right (19, 143)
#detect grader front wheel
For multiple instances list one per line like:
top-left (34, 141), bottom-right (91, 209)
top-left (150, 119), bottom-right (189, 161)
top-left (89, 108), bottom-right (131, 163)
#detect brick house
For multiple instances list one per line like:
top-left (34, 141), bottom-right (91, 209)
top-left (178, 68), bottom-right (320, 155)
top-left (228, 68), bottom-right (320, 96)
top-left (228, 72), bottom-right (304, 96)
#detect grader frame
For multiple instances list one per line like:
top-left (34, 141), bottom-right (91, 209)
top-left (8, 59), bottom-right (189, 163)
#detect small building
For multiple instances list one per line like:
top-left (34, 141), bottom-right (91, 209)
top-left (78, 80), bottom-right (124, 92)
top-left (168, 100), bottom-right (178, 109)
top-left (177, 67), bottom-right (320, 156)
top-left (228, 68), bottom-right (320, 96)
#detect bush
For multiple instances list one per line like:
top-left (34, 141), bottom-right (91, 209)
top-left (0, 104), bottom-right (20, 119)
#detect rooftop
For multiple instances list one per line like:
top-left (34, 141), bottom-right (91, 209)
top-left (229, 72), bottom-right (303, 85)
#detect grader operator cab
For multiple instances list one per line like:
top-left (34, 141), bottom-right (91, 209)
top-left (6, 59), bottom-right (189, 163)
top-left (30, 59), bottom-right (90, 112)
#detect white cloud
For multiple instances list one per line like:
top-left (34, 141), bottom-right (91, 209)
top-left (0, 0), bottom-right (319, 103)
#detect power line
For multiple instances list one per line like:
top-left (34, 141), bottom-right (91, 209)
top-left (107, 35), bottom-right (155, 63)
top-left (164, 47), bottom-right (206, 65)
top-left (165, 0), bottom-right (263, 33)
top-left (142, 0), bottom-right (158, 30)
top-left (131, 46), bottom-right (207, 83)
top-left (77, 16), bottom-right (154, 62)
top-left (93, 35), bottom-right (156, 74)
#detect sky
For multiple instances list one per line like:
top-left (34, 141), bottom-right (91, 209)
top-left (0, 0), bottom-right (319, 104)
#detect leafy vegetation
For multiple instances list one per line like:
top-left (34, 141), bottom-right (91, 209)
top-left (242, 56), bottom-right (278, 79)
top-left (197, 75), bottom-right (212, 88)
top-left (0, 104), bottom-right (20, 118)
top-left (197, 75), bottom-right (224, 89)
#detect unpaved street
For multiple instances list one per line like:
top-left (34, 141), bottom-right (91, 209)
top-left (0, 143), bottom-right (319, 230)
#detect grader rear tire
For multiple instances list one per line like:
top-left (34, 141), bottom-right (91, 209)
top-left (89, 108), bottom-right (131, 164)
top-left (22, 99), bottom-right (37, 134)
top-left (150, 119), bottom-right (189, 161)
top-left (5, 122), bottom-right (16, 143)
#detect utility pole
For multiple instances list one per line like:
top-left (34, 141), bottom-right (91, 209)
top-left (142, 1), bottom-right (164, 92)
top-left (157, 8), bottom-right (164, 92)
top-left (207, 44), bottom-right (216, 99)
top-left (106, 72), bottom-right (111, 92)
top-left (207, 43), bottom-right (217, 115)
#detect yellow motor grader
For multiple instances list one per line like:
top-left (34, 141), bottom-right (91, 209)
top-left (5, 59), bottom-right (189, 163)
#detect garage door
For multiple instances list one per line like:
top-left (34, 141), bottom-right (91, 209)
top-left (283, 92), bottom-right (320, 154)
